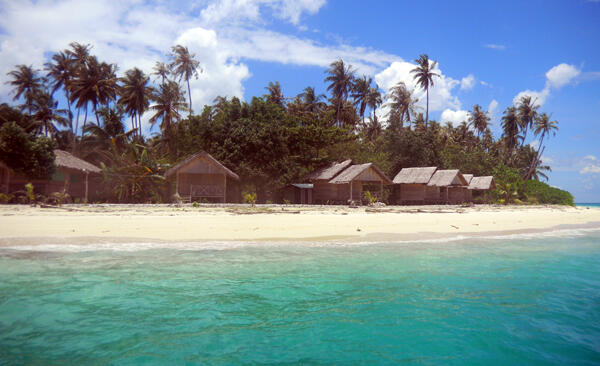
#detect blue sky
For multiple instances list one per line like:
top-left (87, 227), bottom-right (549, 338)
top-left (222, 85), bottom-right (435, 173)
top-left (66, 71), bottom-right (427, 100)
top-left (1, 0), bottom-right (599, 201)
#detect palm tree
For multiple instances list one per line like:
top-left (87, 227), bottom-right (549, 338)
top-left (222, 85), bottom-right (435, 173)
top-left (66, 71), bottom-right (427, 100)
top-left (170, 45), bottom-right (200, 114)
top-left (524, 113), bottom-right (558, 181)
top-left (299, 86), bottom-right (326, 114)
top-left (45, 51), bottom-right (75, 133)
top-left (30, 91), bottom-right (69, 137)
top-left (467, 104), bottom-right (490, 137)
top-left (363, 115), bottom-right (382, 142)
top-left (5, 65), bottom-right (43, 114)
top-left (410, 54), bottom-right (439, 128)
top-left (366, 86), bottom-right (382, 122)
top-left (118, 68), bottom-right (154, 136)
top-left (501, 106), bottom-right (520, 161)
top-left (325, 59), bottom-right (355, 125)
top-left (149, 80), bottom-right (188, 138)
top-left (385, 81), bottom-right (418, 128)
top-left (516, 95), bottom-right (539, 145)
top-left (70, 56), bottom-right (117, 131)
top-left (65, 42), bottom-right (91, 137)
top-left (265, 81), bottom-right (284, 107)
top-left (351, 75), bottom-right (372, 123)
top-left (152, 61), bottom-right (170, 85)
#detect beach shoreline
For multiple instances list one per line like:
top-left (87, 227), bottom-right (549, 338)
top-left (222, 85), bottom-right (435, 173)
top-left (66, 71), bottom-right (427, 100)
top-left (1, 204), bottom-right (599, 246)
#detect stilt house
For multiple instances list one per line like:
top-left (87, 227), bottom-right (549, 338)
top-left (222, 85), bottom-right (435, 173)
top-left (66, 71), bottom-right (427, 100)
top-left (165, 151), bottom-right (240, 203)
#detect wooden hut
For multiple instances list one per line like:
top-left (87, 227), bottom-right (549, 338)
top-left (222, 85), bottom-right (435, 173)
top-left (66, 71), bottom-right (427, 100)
top-left (427, 169), bottom-right (469, 204)
top-left (468, 176), bottom-right (496, 202)
top-left (2, 149), bottom-right (102, 202)
top-left (0, 161), bottom-right (9, 195)
top-left (392, 167), bottom-right (438, 205)
top-left (165, 151), bottom-right (240, 203)
top-left (462, 174), bottom-right (474, 202)
top-left (328, 163), bottom-right (393, 204)
top-left (306, 159), bottom-right (353, 204)
top-left (281, 183), bottom-right (313, 204)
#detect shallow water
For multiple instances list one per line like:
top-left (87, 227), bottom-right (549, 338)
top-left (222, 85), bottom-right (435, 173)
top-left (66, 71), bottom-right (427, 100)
top-left (1, 231), bottom-right (600, 365)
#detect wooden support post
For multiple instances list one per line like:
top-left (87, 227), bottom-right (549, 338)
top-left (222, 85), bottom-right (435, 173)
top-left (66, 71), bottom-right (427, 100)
top-left (380, 180), bottom-right (383, 201)
top-left (223, 173), bottom-right (227, 203)
top-left (84, 171), bottom-right (89, 204)
top-left (176, 172), bottom-right (180, 196)
top-left (349, 181), bottom-right (353, 203)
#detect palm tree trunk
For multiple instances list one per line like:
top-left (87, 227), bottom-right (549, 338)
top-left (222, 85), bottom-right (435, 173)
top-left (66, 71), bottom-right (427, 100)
top-left (131, 115), bottom-right (135, 135)
top-left (94, 105), bottom-right (100, 126)
top-left (81, 105), bottom-right (88, 137)
top-left (66, 90), bottom-right (73, 134)
top-left (425, 87), bottom-right (429, 130)
top-left (187, 78), bottom-right (192, 115)
top-left (138, 114), bottom-right (142, 137)
top-left (524, 132), bottom-right (545, 181)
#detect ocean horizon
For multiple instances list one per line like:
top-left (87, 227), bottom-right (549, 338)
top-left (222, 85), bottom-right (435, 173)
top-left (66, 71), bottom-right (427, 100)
top-left (1, 230), bottom-right (599, 365)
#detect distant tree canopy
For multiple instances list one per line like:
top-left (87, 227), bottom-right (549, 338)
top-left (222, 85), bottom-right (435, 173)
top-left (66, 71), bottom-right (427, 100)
top-left (0, 44), bottom-right (565, 203)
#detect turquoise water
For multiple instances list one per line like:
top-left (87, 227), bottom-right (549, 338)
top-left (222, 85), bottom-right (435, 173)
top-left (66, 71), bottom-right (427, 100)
top-left (1, 232), bottom-right (600, 365)
top-left (577, 203), bottom-right (600, 208)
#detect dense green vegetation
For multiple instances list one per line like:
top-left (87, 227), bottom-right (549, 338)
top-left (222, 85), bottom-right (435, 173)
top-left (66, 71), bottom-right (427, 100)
top-left (0, 42), bottom-right (568, 204)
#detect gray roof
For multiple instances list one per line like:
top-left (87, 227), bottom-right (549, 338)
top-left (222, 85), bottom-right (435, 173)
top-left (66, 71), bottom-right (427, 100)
top-left (463, 174), bottom-right (474, 184)
top-left (291, 183), bottom-right (313, 189)
top-left (329, 163), bottom-right (393, 185)
top-left (393, 167), bottom-right (437, 184)
top-left (427, 169), bottom-right (468, 187)
top-left (54, 150), bottom-right (101, 174)
top-left (165, 151), bottom-right (240, 180)
top-left (468, 176), bottom-right (496, 190)
top-left (306, 159), bottom-right (352, 181)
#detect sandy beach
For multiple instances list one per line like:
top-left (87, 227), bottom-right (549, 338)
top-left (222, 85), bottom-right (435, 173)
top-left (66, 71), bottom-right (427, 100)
top-left (0, 204), bottom-right (599, 244)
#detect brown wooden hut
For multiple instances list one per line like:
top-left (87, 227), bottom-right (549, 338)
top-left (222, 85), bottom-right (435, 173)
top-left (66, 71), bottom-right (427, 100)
top-left (3, 149), bottom-right (102, 202)
top-left (306, 159), bottom-right (353, 204)
top-left (468, 176), bottom-right (496, 202)
top-left (462, 174), bottom-right (474, 202)
top-left (392, 167), bottom-right (438, 204)
top-left (427, 169), bottom-right (469, 204)
top-left (165, 151), bottom-right (240, 203)
top-left (328, 163), bottom-right (393, 204)
top-left (0, 161), bottom-right (9, 195)
top-left (281, 183), bottom-right (313, 204)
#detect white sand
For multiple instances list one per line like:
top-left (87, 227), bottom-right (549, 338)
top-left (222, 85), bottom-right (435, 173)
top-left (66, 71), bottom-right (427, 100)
top-left (0, 204), bottom-right (599, 243)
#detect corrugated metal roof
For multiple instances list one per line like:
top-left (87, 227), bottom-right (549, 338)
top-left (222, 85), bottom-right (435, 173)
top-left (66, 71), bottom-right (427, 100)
top-left (393, 167), bottom-right (437, 184)
top-left (291, 183), bottom-right (313, 189)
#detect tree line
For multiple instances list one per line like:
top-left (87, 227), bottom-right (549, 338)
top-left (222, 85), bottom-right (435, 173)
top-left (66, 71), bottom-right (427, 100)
top-left (0, 42), bottom-right (570, 204)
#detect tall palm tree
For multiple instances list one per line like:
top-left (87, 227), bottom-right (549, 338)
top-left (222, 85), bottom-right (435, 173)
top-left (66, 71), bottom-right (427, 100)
top-left (351, 75), bottom-right (372, 123)
top-left (65, 42), bottom-right (91, 137)
top-left (325, 59), bottom-right (355, 125)
top-left (385, 81), bottom-right (418, 128)
top-left (501, 106), bottom-right (520, 161)
top-left (149, 80), bottom-right (188, 137)
top-left (516, 95), bottom-right (539, 145)
top-left (118, 67), bottom-right (154, 136)
top-left (170, 45), bottom-right (200, 115)
top-left (524, 113), bottom-right (558, 181)
top-left (467, 104), bottom-right (490, 137)
top-left (70, 56), bottom-right (117, 131)
top-left (265, 81), bottom-right (284, 107)
top-left (363, 115), bottom-right (382, 142)
top-left (30, 91), bottom-right (69, 137)
top-left (152, 61), bottom-right (170, 85)
top-left (366, 86), bottom-right (382, 122)
top-left (5, 65), bottom-right (43, 114)
top-left (45, 51), bottom-right (75, 133)
top-left (411, 54), bottom-right (439, 128)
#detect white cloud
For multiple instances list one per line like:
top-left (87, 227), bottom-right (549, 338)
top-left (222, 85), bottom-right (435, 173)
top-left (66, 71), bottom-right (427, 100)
top-left (487, 99), bottom-right (499, 118)
top-left (375, 60), bottom-right (461, 117)
top-left (580, 164), bottom-right (600, 174)
top-left (513, 88), bottom-right (550, 107)
top-left (484, 44), bottom-right (506, 51)
top-left (440, 109), bottom-right (470, 126)
top-left (529, 140), bottom-right (539, 150)
top-left (545, 63), bottom-right (580, 89)
top-left (460, 74), bottom-right (475, 91)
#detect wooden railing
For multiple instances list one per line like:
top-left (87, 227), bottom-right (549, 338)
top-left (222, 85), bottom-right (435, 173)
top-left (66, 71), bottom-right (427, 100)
top-left (190, 184), bottom-right (225, 198)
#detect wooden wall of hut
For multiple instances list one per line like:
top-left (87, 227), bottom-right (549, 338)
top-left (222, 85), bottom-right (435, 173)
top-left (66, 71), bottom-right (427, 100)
top-left (447, 187), bottom-right (466, 204)
top-left (313, 181), bottom-right (347, 203)
top-left (281, 186), bottom-right (313, 204)
top-left (425, 186), bottom-right (440, 203)
top-left (7, 168), bottom-right (101, 202)
top-left (170, 173), bottom-right (237, 203)
top-left (396, 184), bottom-right (425, 204)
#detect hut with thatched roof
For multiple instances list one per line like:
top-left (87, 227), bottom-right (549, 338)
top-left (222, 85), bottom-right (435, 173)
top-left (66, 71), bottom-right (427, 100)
top-left (281, 183), bottom-right (313, 204)
top-left (3, 149), bottom-right (102, 202)
top-left (468, 176), bottom-right (496, 202)
top-left (328, 163), bottom-right (393, 203)
top-left (462, 174), bottom-right (474, 202)
top-left (306, 159), bottom-right (353, 204)
top-left (427, 169), bottom-right (469, 204)
top-left (165, 151), bottom-right (240, 203)
top-left (392, 167), bottom-right (438, 204)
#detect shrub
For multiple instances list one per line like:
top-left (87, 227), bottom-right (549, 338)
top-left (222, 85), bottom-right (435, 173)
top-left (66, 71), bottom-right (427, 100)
top-left (242, 191), bottom-right (257, 206)
top-left (0, 193), bottom-right (14, 204)
top-left (363, 190), bottom-right (378, 205)
top-left (524, 180), bottom-right (574, 206)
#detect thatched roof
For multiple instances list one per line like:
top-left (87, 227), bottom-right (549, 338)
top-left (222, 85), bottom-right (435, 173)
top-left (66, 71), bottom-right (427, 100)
top-left (329, 163), bottom-right (393, 185)
top-left (165, 151), bottom-right (240, 180)
top-left (468, 176), bottom-right (496, 190)
top-left (427, 169), bottom-right (468, 187)
top-left (463, 174), bottom-right (474, 184)
top-left (54, 150), bottom-right (101, 174)
top-left (306, 159), bottom-right (352, 181)
top-left (393, 167), bottom-right (437, 184)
